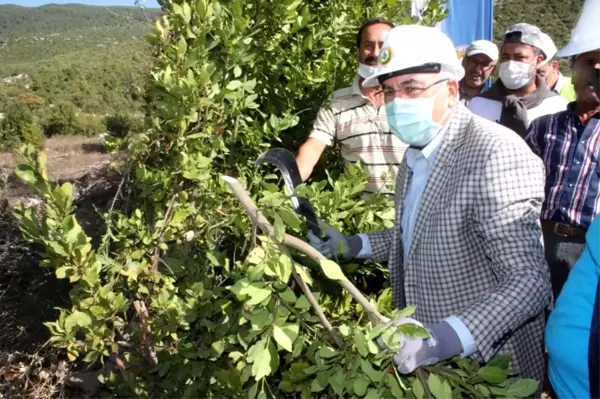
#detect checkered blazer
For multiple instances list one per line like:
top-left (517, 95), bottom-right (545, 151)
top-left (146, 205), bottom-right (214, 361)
top-left (367, 104), bottom-right (551, 381)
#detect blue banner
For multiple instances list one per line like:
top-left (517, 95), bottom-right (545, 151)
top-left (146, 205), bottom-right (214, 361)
top-left (438, 0), bottom-right (494, 57)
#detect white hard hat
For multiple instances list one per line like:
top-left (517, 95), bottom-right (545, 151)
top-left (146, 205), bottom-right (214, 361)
top-left (539, 32), bottom-right (558, 64)
top-left (362, 25), bottom-right (465, 88)
top-left (557, 0), bottom-right (600, 57)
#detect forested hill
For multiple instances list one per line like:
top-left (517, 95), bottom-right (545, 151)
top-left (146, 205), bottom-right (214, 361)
top-left (0, 4), bottom-right (162, 117)
top-left (0, 4), bottom-right (161, 38)
top-left (494, 0), bottom-right (584, 52)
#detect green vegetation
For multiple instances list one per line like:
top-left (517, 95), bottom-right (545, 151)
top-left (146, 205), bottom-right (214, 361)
top-left (0, 4), bottom-right (160, 149)
top-left (494, 0), bottom-right (584, 73)
top-left (13, 0), bottom-right (539, 398)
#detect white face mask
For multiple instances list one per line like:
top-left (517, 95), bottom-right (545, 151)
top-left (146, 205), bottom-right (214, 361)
top-left (499, 60), bottom-right (535, 90)
top-left (358, 63), bottom-right (377, 79)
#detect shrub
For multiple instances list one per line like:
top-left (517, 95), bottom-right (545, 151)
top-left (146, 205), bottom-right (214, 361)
top-left (42, 100), bottom-right (78, 136)
top-left (0, 101), bottom-right (44, 150)
top-left (12, 0), bottom-right (540, 398)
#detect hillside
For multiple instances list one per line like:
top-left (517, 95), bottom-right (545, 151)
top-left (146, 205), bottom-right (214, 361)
top-left (0, 4), bottom-right (161, 127)
top-left (494, 0), bottom-right (584, 55)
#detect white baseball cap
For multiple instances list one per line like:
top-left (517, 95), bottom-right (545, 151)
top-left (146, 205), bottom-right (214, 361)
top-left (539, 32), bottom-right (558, 64)
top-left (362, 25), bottom-right (465, 88)
top-left (465, 40), bottom-right (499, 62)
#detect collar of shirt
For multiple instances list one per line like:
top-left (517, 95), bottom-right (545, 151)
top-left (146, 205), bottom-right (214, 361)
top-left (554, 72), bottom-right (567, 94)
top-left (405, 121), bottom-right (450, 171)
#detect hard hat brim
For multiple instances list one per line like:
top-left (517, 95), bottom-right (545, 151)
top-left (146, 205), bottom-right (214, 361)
top-left (557, 42), bottom-right (600, 58)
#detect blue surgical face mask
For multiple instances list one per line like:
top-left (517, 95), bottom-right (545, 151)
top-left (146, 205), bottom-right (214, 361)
top-left (385, 85), bottom-right (445, 147)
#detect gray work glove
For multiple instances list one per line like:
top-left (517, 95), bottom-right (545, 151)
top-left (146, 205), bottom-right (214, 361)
top-left (378, 317), bottom-right (463, 374)
top-left (307, 220), bottom-right (362, 260)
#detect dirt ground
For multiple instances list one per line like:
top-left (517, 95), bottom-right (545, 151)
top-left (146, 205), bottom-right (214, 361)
top-left (0, 136), bottom-right (119, 399)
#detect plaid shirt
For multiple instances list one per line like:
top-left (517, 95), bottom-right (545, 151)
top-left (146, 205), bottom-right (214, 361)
top-left (525, 103), bottom-right (600, 229)
top-left (366, 105), bottom-right (551, 382)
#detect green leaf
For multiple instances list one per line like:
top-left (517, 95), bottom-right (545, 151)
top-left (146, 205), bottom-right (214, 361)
top-left (397, 323), bottom-right (429, 339)
top-left (329, 369), bottom-right (346, 396)
top-left (294, 295), bottom-right (311, 309)
top-left (245, 284), bottom-right (272, 306)
top-left (353, 374), bottom-right (370, 396)
top-left (234, 65), bottom-right (242, 78)
top-left (15, 164), bottom-right (39, 185)
top-left (279, 288), bottom-right (296, 303)
top-left (475, 384), bottom-right (491, 398)
top-left (55, 266), bottom-right (71, 279)
top-left (246, 247), bottom-right (266, 264)
top-left (177, 36), bottom-right (187, 59)
top-left (294, 265), bottom-right (313, 286)
top-left (211, 340), bottom-right (225, 356)
top-left (310, 376), bottom-right (327, 392)
top-left (477, 366), bottom-right (508, 384)
top-left (272, 324), bottom-right (299, 352)
top-left (319, 259), bottom-right (348, 281)
top-left (226, 80), bottom-right (243, 90)
top-left (250, 309), bottom-right (271, 330)
top-left (394, 305), bottom-right (417, 319)
top-left (486, 353), bottom-right (511, 370)
top-left (506, 379), bottom-right (539, 397)
top-left (275, 254), bottom-right (292, 283)
top-left (251, 340), bottom-right (271, 380)
top-left (317, 346), bottom-right (337, 358)
top-left (248, 381), bottom-right (259, 399)
top-left (64, 311), bottom-right (91, 332)
top-left (278, 208), bottom-right (302, 230)
top-left (388, 374), bottom-right (404, 399)
top-left (428, 374), bottom-right (452, 399)
top-left (381, 328), bottom-right (403, 352)
top-left (354, 330), bottom-right (369, 357)
top-left (366, 388), bottom-right (380, 398)
top-left (360, 359), bottom-right (382, 383)
top-left (412, 377), bottom-right (425, 399)
top-left (273, 213), bottom-right (285, 242)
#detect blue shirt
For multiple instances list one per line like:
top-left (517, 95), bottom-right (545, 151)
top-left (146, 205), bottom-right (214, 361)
top-left (525, 103), bottom-right (600, 228)
top-left (546, 216), bottom-right (600, 399)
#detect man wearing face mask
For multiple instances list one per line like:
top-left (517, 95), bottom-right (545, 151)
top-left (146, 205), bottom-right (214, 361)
top-left (308, 25), bottom-right (551, 381)
top-left (468, 23), bottom-right (568, 138)
top-left (296, 19), bottom-right (409, 196)
top-left (525, 33), bottom-right (600, 300)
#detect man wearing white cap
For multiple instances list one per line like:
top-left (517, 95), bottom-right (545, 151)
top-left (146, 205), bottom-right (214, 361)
top-left (459, 40), bottom-right (498, 105)
top-left (469, 23), bottom-right (568, 138)
top-left (537, 32), bottom-right (577, 102)
top-left (308, 25), bottom-right (551, 381)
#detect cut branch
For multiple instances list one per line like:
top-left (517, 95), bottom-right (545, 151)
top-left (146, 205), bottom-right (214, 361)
top-left (221, 175), bottom-right (390, 325)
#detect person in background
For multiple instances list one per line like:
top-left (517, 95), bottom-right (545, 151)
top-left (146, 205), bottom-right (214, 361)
top-left (459, 40), bottom-right (498, 105)
top-left (468, 23), bottom-right (568, 138)
top-left (295, 19), bottom-right (408, 197)
top-left (525, 19), bottom-right (600, 300)
top-left (537, 32), bottom-right (577, 102)
top-left (308, 25), bottom-right (551, 382)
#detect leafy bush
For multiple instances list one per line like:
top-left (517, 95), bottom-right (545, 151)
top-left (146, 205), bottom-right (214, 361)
top-left (0, 101), bottom-right (44, 149)
top-left (41, 100), bottom-right (78, 136)
top-left (104, 113), bottom-right (144, 138)
top-left (12, 0), bottom-right (539, 398)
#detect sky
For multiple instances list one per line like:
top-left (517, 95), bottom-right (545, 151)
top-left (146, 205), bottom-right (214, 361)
top-left (0, 0), bottom-right (160, 7)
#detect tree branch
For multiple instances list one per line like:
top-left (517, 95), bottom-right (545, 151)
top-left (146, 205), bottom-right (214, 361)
top-left (221, 175), bottom-right (390, 325)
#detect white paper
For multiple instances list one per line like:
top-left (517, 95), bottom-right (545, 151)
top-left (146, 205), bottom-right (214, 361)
top-left (468, 97), bottom-right (503, 123)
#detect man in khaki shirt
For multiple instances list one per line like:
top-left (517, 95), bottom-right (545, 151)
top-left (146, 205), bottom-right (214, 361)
top-left (296, 19), bottom-right (408, 196)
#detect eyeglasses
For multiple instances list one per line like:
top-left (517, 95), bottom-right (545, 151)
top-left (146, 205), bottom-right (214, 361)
top-left (465, 57), bottom-right (495, 70)
top-left (381, 78), bottom-right (449, 100)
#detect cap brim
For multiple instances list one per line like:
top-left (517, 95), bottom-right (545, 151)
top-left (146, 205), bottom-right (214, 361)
top-left (465, 50), bottom-right (497, 61)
